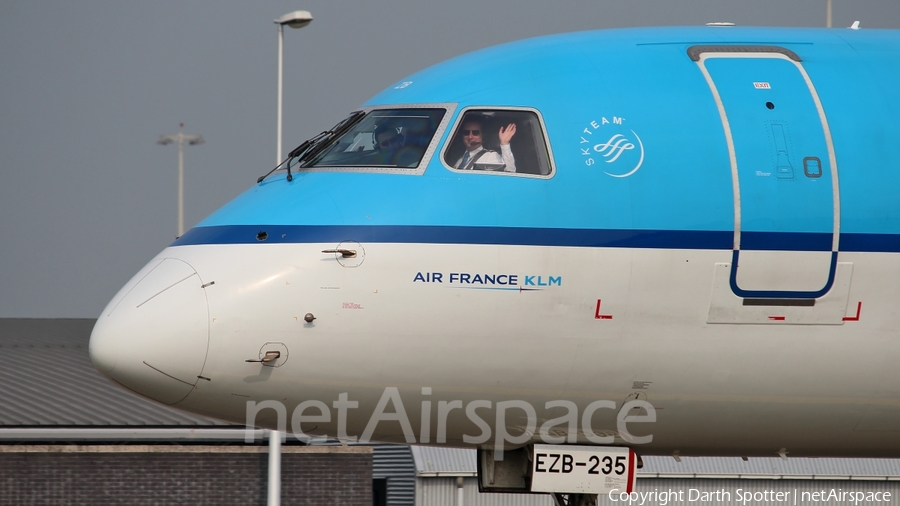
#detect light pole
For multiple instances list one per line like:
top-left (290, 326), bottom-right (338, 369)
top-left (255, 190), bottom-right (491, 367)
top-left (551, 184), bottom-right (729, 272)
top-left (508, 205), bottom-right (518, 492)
top-left (272, 14), bottom-right (311, 505)
top-left (157, 123), bottom-right (204, 237)
top-left (275, 10), bottom-right (313, 165)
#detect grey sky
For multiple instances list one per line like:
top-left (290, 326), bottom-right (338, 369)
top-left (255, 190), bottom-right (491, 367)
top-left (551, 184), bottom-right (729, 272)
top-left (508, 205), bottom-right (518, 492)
top-left (2, 1), bottom-right (898, 318)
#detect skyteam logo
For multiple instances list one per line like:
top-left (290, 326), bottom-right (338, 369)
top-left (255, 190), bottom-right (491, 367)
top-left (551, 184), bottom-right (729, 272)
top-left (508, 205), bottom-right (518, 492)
top-left (579, 116), bottom-right (645, 178)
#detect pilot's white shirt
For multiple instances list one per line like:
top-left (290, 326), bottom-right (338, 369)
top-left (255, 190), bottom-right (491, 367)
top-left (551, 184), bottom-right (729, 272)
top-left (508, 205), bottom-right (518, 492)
top-left (455, 144), bottom-right (516, 173)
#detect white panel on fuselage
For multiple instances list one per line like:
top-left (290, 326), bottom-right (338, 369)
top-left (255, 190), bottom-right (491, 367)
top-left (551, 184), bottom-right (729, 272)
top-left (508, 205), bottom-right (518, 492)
top-left (708, 261), bottom-right (852, 324)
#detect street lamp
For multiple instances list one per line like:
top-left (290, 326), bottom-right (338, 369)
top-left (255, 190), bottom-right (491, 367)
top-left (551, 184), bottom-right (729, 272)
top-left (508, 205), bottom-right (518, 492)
top-left (275, 10), bottom-right (313, 165)
top-left (271, 17), bottom-right (311, 498)
top-left (270, 13), bottom-right (312, 494)
top-left (157, 123), bottom-right (204, 237)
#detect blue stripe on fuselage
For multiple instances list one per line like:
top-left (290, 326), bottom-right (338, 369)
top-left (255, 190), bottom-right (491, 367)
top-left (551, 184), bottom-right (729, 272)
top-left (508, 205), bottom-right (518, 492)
top-left (171, 225), bottom-right (900, 253)
top-left (172, 225), bottom-right (732, 249)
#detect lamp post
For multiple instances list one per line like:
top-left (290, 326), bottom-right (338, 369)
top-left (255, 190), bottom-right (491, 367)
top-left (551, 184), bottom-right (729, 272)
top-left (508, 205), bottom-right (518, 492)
top-left (270, 14), bottom-right (311, 500)
top-left (157, 123), bottom-right (204, 237)
top-left (275, 10), bottom-right (313, 165)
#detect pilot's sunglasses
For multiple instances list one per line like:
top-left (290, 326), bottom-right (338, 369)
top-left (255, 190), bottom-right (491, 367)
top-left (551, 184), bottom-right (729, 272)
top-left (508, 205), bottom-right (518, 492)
top-left (461, 129), bottom-right (481, 136)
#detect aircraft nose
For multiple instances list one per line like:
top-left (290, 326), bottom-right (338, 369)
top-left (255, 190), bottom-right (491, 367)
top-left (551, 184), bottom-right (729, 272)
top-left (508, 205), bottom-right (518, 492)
top-left (90, 257), bottom-right (210, 405)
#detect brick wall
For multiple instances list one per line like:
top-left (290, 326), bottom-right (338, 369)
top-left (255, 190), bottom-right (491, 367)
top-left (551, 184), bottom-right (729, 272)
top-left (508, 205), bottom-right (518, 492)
top-left (0, 445), bottom-right (372, 505)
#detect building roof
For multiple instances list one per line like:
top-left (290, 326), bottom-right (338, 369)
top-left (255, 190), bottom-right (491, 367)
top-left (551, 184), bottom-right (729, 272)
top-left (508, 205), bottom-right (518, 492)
top-left (0, 318), bottom-right (224, 426)
top-left (411, 445), bottom-right (477, 477)
top-left (640, 456), bottom-right (900, 480)
top-left (408, 446), bottom-right (900, 480)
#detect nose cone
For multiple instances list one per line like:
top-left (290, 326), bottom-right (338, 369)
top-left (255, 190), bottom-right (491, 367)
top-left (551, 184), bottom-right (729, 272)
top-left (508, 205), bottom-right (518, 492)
top-left (90, 257), bottom-right (210, 405)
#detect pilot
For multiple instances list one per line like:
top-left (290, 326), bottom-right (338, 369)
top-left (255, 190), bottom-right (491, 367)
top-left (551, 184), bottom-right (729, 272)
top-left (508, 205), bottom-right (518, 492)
top-left (453, 115), bottom-right (517, 172)
top-left (373, 121), bottom-right (427, 168)
top-left (374, 122), bottom-right (405, 153)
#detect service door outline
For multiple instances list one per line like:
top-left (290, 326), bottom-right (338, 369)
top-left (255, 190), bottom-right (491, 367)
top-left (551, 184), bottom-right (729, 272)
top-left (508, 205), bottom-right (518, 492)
top-left (693, 47), bottom-right (840, 299)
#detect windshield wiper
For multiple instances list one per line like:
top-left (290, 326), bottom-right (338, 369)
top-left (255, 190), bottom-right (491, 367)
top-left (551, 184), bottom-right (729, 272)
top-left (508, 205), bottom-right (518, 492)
top-left (287, 130), bottom-right (330, 159)
top-left (256, 110), bottom-right (366, 183)
top-left (297, 110), bottom-right (366, 167)
top-left (256, 130), bottom-right (329, 183)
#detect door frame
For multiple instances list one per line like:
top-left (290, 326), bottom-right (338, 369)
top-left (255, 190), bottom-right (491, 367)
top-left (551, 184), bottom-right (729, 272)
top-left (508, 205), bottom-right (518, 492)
top-left (691, 45), bottom-right (840, 299)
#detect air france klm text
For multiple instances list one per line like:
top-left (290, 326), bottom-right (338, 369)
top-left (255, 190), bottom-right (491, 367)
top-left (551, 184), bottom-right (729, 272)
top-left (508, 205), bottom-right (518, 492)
top-left (413, 272), bottom-right (562, 287)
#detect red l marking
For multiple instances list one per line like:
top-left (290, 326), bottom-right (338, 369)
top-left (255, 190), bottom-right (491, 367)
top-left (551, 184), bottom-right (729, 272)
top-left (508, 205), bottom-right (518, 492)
top-left (595, 300), bottom-right (613, 320)
top-left (843, 301), bottom-right (862, 321)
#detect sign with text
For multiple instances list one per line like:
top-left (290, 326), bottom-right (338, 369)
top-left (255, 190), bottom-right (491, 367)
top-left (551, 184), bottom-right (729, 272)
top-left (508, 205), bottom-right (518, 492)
top-left (530, 445), bottom-right (636, 494)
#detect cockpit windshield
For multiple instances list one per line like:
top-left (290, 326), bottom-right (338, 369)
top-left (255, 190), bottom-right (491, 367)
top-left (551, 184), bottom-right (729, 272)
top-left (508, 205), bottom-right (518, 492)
top-left (300, 108), bottom-right (447, 169)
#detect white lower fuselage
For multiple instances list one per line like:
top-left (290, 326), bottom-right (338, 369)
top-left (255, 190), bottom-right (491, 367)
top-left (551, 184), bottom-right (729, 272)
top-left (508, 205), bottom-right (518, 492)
top-left (92, 241), bottom-right (900, 458)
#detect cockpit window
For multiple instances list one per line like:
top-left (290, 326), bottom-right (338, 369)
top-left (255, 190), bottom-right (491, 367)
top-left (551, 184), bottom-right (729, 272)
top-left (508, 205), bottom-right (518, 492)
top-left (443, 108), bottom-right (553, 177)
top-left (301, 108), bottom-right (446, 169)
